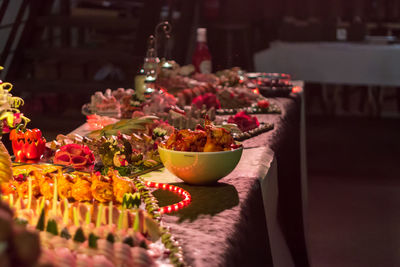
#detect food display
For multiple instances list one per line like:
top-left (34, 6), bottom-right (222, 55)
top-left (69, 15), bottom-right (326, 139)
top-left (88, 88), bottom-right (136, 118)
top-left (165, 105), bottom-right (216, 130)
top-left (84, 89), bottom-right (181, 120)
top-left (162, 120), bottom-right (239, 152)
top-left (0, 59), bottom-right (294, 266)
top-left (1, 163), bottom-right (187, 267)
top-left (141, 91), bottom-right (179, 118)
top-left (86, 114), bottom-right (118, 131)
top-left (53, 144), bottom-right (95, 171)
top-left (224, 111), bottom-right (275, 141)
top-left (4, 165), bottom-right (133, 203)
top-left (246, 72), bottom-right (293, 97)
top-left (82, 66), bottom-right (282, 122)
top-left (231, 123), bottom-right (274, 141)
top-left (44, 115), bottom-right (173, 177)
top-left (227, 111), bottom-right (259, 132)
top-left (191, 92), bottom-right (221, 109)
top-left (9, 128), bottom-right (47, 162)
top-left (158, 122), bottom-right (243, 184)
top-left (0, 72), bottom-right (30, 134)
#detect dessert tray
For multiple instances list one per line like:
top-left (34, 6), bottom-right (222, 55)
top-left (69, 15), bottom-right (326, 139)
top-left (247, 72), bottom-right (293, 97)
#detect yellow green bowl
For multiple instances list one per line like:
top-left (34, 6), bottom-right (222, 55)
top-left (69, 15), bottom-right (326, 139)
top-left (158, 146), bottom-right (243, 185)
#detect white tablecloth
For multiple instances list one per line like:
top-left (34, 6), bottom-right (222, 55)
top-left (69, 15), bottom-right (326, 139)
top-left (255, 41), bottom-right (400, 87)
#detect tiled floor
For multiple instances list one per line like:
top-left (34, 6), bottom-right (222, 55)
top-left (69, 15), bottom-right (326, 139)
top-left (307, 116), bottom-right (400, 267)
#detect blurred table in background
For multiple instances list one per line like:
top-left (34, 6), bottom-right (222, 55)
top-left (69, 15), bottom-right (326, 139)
top-left (254, 41), bottom-right (400, 116)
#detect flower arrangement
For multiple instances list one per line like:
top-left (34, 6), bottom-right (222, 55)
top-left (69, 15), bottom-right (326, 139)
top-left (192, 92), bottom-right (221, 109)
top-left (227, 111), bottom-right (260, 132)
top-left (0, 66), bottom-right (30, 135)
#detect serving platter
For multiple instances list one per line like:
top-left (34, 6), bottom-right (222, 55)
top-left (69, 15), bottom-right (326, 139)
top-left (4, 162), bottom-right (188, 266)
top-left (81, 103), bottom-right (121, 118)
top-left (216, 103), bottom-right (281, 115)
top-left (231, 122), bottom-right (274, 141)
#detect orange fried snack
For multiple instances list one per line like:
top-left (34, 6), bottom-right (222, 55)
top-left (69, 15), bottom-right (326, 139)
top-left (12, 179), bottom-right (40, 199)
top-left (91, 174), bottom-right (113, 203)
top-left (58, 173), bottom-right (75, 199)
top-left (1, 182), bottom-right (16, 195)
top-left (71, 177), bottom-right (93, 202)
top-left (163, 120), bottom-right (236, 152)
top-left (112, 173), bottom-right (134, 203)
top-left (203, 124), bottom-right (235, 152)
top-left (39, 176), bottom-right (54, 200)
top-left (10, 165), bottom-right (137, 204)
top-left (164, 129), bottom-right (207, 152)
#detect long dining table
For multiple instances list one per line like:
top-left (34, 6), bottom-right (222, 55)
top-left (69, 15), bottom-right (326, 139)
top-left (255, 41), bottom-right (400, 116)
top-left (72, 85), bottom-right (309, 267)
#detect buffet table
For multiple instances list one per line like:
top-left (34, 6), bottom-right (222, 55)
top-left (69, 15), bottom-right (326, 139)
top-left (255, 41), bottom-right (400, 115)
top-left (254, 41), bottom-right (400, 86)
top-left (72, 92), bottom-right (309, 267)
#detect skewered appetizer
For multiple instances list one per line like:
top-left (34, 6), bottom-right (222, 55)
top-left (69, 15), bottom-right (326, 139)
top-left (1, 164), bottom-right (186, 266)
top-left (2, 186), bottom-right (176, 267)
top-left (3, 166), bottom-right (135, 204)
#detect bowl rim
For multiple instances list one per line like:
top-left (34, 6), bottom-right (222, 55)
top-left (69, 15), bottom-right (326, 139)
top-left (158, 145), bottom-right (243, 155)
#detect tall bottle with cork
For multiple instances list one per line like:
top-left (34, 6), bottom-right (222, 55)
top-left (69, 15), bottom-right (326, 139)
top-left (135, 35), bottom-right (159, 99)
top-left (192, 28), bottom-right (212, 74)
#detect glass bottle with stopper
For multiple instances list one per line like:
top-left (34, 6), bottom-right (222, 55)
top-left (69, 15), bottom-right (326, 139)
top-left (143, 35), bottom-right (160, 98)
top-left (155, 21), bottom-right (173, 70)
top-left (192, 28), bottom-right (212, 73)
top-left (135, 21), bottom-right (171, 99)
top-left (134, 35), bottom-right (159, 99)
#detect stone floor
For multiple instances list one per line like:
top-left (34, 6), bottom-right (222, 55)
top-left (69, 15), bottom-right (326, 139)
top-left (307, 116), bottom-right (400, 267)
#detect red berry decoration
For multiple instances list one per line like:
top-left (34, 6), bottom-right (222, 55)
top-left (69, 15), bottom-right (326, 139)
top-left (257, 99), bottom-right (270, 109)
